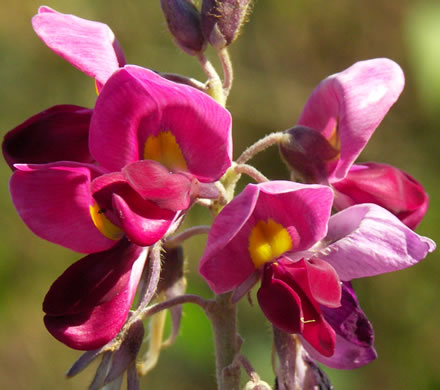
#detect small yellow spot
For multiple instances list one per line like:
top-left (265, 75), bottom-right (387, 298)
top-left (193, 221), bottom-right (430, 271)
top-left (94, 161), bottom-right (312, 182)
top-left (144, 131), bottom-right (187, 171)
top-left (300, 317), bottom-right (316, 324)
top-left (89, 202), bottom-right (124, 240)
top-left (248, 219), bottom-right (293, 268)
top-left (328, 125), bottom-right (341, 152)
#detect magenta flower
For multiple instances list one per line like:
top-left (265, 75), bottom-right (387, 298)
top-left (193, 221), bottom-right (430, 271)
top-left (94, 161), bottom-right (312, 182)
top-left (199, 181), bottom-right (435, 366)
top-left (279, 58), bottom-right (429, 228)
top-left (8, 65), bottom-right (231, 251)
top-left (32, 6), bottom-right (126, 89)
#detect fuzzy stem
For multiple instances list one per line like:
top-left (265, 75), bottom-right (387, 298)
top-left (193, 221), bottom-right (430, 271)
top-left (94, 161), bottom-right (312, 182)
top-left (164, 225), bottom-right (211, 249)
top-left (236, 132), bottom-right (287, 165)
top-left (208, 293), bottom-right (241, 390)
top-left (197, 54), bottom-right (225, 106)
top-left (218, 48), bottom-right (234, 98)
top-left (235, 163), bottom-right (269, 183)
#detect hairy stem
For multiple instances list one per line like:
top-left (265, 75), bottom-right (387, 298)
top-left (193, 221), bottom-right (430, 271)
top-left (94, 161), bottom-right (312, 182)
top-left (236, 132), bottom-right (287, 165)
top-left (208, 293), bottom-right (241, 390)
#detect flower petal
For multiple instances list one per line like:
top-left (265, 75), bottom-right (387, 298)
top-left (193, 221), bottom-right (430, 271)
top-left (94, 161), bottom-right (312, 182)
top-left (298, 58), bottom-right (405, 181)
top-left (304, 282), bottom-right (377, 369)
top-left (44, 244), bottom-right (147, 350)
top-left (3, 105), bottom-right (93, 170)
top-left (112, 194), bottom-right (176, 247)
top-left (333, 162), bottom-right (429, 229)
top-left (318, 203), bottom-right (435, 281)
top-left (90, 66), bottom-right (232, 181)
top-left (10, 162), bottom-right (115, 253)
top-left (43, 239), bottom-right (145, 315)
top-left (257, 264), bottom-right (303, 334)
top-left (305, 258), bottom-right (341, 308)
top-left (123, 160), bottom-right (194, 211)
top-left (32, 6), bottom-right (125, 85)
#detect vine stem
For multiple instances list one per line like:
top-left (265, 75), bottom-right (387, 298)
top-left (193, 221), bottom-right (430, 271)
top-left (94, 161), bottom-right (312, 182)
top-left (236, 132), bottom-right (287, 165)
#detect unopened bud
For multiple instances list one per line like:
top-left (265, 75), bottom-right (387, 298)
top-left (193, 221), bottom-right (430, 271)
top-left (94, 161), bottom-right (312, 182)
top-left (160, 0), bottom-right (206, 55)
top-left (201, 0), bottom-right (252, 49)
top-left (279, 126), bottom-right (339, 184)
top-left (244, 380), bottom-right (272, 390)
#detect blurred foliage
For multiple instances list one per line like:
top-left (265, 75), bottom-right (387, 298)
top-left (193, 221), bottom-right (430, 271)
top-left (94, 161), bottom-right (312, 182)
top-left (0, 0), bottom-right (439, 389)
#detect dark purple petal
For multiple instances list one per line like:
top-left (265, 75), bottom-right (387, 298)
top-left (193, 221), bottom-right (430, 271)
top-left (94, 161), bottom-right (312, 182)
top-left (303, 282), bottom-right (377, 369)
top-left (3, 105), bottom-right (93, 170)
top-left (10, 162), bottom-right (115, 253)
top-left (43, 239), bottom-right (145, 316)
top-left (44, 243), bottom-right (147, 350)
top-left (258, 264), bottom-right (303, 334)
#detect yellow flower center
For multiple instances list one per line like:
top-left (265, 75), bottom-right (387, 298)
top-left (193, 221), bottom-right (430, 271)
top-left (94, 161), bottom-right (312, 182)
top-left (89, 202), bottom-right (124, 240)
top-left (248, 219), bottom-right (293, 268)
top-left (143, 131), bottom-right (187, 171)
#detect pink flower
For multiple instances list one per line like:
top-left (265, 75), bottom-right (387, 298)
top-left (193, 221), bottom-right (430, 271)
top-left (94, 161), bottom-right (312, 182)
top-left (32, 6), bottom-right (126, 89)
top-left (279, 58), bottom-right (429, 228)
top-left (199, 181), bottom-right (435, 366)
top-left (7, 65), bottom-right (231, 251)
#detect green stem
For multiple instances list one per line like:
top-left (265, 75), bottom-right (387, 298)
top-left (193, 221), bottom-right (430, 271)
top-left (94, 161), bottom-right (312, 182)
top-left (208, 293), bottom-right (241, 390)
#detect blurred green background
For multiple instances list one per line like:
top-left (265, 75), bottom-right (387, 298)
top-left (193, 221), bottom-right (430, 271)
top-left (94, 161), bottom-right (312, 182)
top-left (1, 0), bottom-right (439, 389)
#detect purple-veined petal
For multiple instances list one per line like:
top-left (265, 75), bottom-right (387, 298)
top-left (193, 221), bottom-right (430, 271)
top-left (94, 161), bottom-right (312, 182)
top-left (333, 162), bottom-right (429, 229)
top-left (317, 203), bottom-right (436, 281)
top-left (304, 282), bottom-right (377, 369)
top-left (10, 162), bottom-right (115, 253)
top-left (123, 160), bottom-right (194, 211)
top-left (44, 243), bottom-right (147, 350)
top-left (298, 58), bottom-right (405, 181)
top-left (3, 105), bottom-right (93, 170)
top-left (32, 6), bottom-right (126, 85)
top-left (112, 194), bottom-right (176, 247)
top-left (90, 66), bottom-right (232, 181)
top-left (199, 182), bottom-right (333, 294)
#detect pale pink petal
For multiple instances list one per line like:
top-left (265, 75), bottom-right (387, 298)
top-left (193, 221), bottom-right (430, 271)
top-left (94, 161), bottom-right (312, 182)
top-left (10, 162), bottom-right (115, 253)
top-left (298, 58), bottom-right (405, 181)
top-left (32, 6), bottom-right (126, 85)
top-left (317, 204), bottom-right (435, 281)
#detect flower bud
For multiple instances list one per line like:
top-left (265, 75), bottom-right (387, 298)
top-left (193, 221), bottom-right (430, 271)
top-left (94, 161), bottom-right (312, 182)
top-left (201, 0), bottom-right (252, 49)
top-left (279, 126), bottom-right (339, 184)
top-left (160, 0), bottom-right (206, 55)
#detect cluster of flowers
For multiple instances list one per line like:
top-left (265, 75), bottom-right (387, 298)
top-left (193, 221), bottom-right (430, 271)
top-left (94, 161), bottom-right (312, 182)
top-left (3, 4), bottom-right (435, 389)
